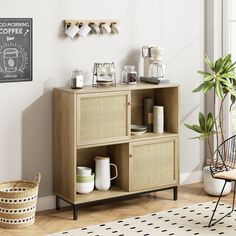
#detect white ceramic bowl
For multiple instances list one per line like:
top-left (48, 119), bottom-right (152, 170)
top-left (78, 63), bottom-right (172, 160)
top-left (76, 180), bottom-right (94, 194)
top-left (77, 166), bottom-right (92, 176)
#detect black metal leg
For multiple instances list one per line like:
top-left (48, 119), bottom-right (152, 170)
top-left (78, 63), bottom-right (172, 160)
top-left (73, 204), bottom-right (78, 220)
top-left (208, 180), bottom-right (233, 227)
top-left (173, 186), bottom-right (178, 201)
top-left (232, 181), bottom-right (236, 209)
top-left (56, 195), bottom-right (60, 210)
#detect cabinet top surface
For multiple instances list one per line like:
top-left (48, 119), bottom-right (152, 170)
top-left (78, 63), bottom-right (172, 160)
top-left (55, 82), bottom-right (179, 94)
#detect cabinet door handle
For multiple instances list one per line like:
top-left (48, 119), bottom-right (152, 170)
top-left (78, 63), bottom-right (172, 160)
top-left (129, 154), bottom-right (133, 158)
top-left (127, 102), bottom-right (131, 106)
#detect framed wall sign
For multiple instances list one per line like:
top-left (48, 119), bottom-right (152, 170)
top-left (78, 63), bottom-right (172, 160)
top-left (0, 18), bottom-right (32, 83)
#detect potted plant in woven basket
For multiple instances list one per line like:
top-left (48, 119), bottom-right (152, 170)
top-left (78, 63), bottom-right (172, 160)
top-left (185, 54), bottom-right (236, 195)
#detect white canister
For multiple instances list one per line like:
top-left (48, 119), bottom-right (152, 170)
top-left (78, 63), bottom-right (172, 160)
top-left (153, 106), bottom-right (164, 133)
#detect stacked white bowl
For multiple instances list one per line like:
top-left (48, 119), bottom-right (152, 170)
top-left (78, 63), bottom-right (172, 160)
top-left (76, 166), bottom-right (94, 194)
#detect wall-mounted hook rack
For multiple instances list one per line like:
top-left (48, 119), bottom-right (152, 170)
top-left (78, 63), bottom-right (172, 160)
top-left (64, 19), bottom-right (119, 28)
top-left (64, 19), bottom-right (120, 38)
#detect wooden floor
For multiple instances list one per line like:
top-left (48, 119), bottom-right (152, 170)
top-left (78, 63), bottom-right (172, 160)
top-left (0, 183), bottom-right (234, 236)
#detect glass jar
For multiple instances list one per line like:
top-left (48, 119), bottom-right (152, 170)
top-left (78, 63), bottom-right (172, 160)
top-left (71, 69), bottom-right (83, 89)
top-left (122, 65), bottom-right (137, 85)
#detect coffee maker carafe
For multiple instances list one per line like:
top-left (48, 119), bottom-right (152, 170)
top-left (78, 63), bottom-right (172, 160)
top-left (141, 46), bottom-right (165, 79)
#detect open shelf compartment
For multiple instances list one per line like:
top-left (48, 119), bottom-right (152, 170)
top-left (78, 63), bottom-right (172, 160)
top-left (76, 143), bottom-right (129, 197)
top-left (131, 86), bottom-right (179, 135)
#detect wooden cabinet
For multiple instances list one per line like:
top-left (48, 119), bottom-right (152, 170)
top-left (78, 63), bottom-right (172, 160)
top-left (53, 83), bottom-right (179, 220)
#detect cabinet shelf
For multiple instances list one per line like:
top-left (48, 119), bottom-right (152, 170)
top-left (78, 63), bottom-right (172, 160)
top-left (130, 132), bottom-right (178, 142)
top-left (74, 184), bottom-right (178, 205)
top-left (75, 186), bottom-right (126, 204)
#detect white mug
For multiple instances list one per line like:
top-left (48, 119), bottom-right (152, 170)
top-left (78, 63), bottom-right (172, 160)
top-left (111, 22), bottom-right (121, 34)
top-left (89, 23), bottom-right (100, 34)
top-left (100, 22), bottom-right (111, 34)
top-left (77, 166), bottom-right (92, 176)
top-left (78, 24), bottom-right (91, 38)
top-left (95, 156), bottom-right (118, 191)
top-left (65, 23), bottom-right (79, 39)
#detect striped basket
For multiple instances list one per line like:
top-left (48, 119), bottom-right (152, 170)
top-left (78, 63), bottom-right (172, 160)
top-left (0, 173), bottom-right (41, 229)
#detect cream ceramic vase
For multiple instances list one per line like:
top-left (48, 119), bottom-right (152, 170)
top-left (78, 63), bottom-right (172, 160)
top-left (203, 166), bottom-right (231, 196)
top-left (95, 157), bottom-right (118, 191)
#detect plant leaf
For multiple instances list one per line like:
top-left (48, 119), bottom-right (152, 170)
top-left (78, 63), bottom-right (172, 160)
top-left (202, 82), bottom-right (213, 93)
top-left (215, 57), bottom-right (223, 73)
top-left (197, 70), bottom-right (212, 76)
top-left (192, 82), bottom-right (205, 93)
top-left (184, 123), bottom-right (203, 134)
top-left (222, 73), bottom-right (236, 79)
top-left (206, 113), bottom-right (214, 132)
top-left (204, 55), bottom-right (215, 71)
top-left (198, 112), bottom-right (206, 131)
top-left (215, 80), bottom-right (224, 98)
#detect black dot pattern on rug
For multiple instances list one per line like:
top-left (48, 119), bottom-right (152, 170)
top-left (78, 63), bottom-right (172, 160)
top-left (54, 201), bottom-right (236, 236)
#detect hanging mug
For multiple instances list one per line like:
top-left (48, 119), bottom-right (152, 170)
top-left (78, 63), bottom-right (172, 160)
top-left (95, 156), bottom-right (118, 191)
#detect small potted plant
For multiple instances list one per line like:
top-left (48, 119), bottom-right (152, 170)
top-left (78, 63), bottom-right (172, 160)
top-left (185, 54), bottom-right (236, 195)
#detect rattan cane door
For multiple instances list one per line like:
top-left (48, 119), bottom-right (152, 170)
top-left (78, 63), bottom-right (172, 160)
top-left (77, 91), bottom-right (131, 146)
top-left (129, 137), bottom-right (179, 191)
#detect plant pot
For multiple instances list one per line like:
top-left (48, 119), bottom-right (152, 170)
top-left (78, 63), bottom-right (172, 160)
top-left (203, 166), bottom-right (232, 196)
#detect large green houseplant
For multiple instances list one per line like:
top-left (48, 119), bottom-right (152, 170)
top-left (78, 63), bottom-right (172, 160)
top-left (185, 54), bottom-right (236, 195)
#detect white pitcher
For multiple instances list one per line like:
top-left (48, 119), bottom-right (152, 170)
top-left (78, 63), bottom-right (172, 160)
top-left (95, 156), bottom-right (118, 191)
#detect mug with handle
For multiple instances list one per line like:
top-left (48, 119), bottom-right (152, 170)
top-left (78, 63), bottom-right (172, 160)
top-left (100, 22), bottom-right (111, 34)
top-left (89, 22), bottom-right (100, 34)
top-left (95, 156), bottom-right (118, 191)
top-left (111, 22), bottom-right (121, 34)
top-left (78, 24), bottom-right (91, 38)
top-left (65, 23), bottom-right (79, 39)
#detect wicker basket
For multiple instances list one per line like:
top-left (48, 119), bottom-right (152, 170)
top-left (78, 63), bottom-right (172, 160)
top-left (0, 173), bottom-right (41, 229)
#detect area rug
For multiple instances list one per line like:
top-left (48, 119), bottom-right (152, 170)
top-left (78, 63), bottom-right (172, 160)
top-left (48, 201), bottom-right (236, 236)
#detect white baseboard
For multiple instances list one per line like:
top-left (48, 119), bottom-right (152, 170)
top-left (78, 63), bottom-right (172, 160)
top-left (180, 170), bottom-right (203, 185)
top-left (37, 171), bottom-right (203, 212)
top-left (36, 195), bottom-right (69, 212)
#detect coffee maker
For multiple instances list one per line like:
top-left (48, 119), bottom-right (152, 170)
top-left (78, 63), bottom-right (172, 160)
top-left (141, 46), bottom-right (166, 80)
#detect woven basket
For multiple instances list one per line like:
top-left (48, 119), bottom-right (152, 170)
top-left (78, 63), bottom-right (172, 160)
top-left (0, 173), bottom-right (41, 229)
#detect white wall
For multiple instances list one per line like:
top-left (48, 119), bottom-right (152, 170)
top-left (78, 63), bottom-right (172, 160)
top-left (0, 0), bottom-right (205, 198)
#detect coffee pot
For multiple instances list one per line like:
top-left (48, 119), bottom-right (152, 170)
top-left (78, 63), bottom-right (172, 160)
top-left (148, 60), bottom-right (165, 78)
top-left (141, 46), bottom-right (165, 79)
top-left (95, 156), bottom-right (118, 191)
